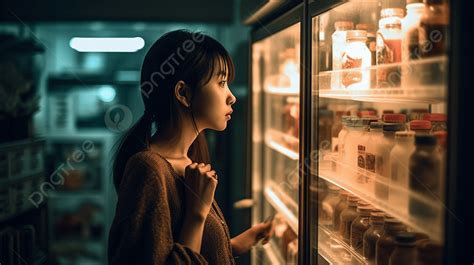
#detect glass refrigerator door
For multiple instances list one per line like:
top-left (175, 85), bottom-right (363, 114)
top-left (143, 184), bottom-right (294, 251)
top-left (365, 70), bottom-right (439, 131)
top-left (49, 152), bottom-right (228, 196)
top-left (309, 0), bottom-right (449, 264)
top-left (252, 23), bottom-right (301, 264)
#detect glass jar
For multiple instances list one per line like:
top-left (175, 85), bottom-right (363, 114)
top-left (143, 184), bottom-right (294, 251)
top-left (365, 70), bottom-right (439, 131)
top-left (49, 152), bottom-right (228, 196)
top-left (350, 205), bottom-right (373, 253)
top-left (363, 212), bottom-right (385, 262)
top-left (341, 30), bottom-right (372, 90)
top-left (376, 218), bottom-right (407, 265)
top-left (409, 135), bottom-right (441, 218)
top-left (376, 8), bottom-right (404, 88)
top-left (332, 21), bottom-right (355, 90)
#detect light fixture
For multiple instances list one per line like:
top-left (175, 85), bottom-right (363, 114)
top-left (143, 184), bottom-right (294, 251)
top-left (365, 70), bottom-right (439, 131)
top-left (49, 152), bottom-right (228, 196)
top-left (97, 85), bottom-right (116, 102)
top-left (69, 37), bottom-right (145, 52)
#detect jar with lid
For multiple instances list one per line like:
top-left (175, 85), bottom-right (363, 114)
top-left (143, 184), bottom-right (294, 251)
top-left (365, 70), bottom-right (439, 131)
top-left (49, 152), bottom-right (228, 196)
top-left (410, 120), bottom-right (432, 134)
top-left (332, 21), bottom-right (354, 90)
top-left (389, 232), bottom-right (417, 265)
top-left (333, 190), bottom-right (349, 231)
top-left (339, 195), bottom-right (359, 242)
top-left (409, 135), bottom-right (441, 218)
top-left (401, 0), bottom-right (425, 88)
top-left (350, 205), bottom-right (373, 253)
top-left (341, 30), bottom-right (372, 90)
top-left (363, 212), bottom-right (385, 262)
top-left (375, 218), bottom-right (407, 265)
top-left (423, 113), bottom-right (447, 132)
top-left (357, 23), bottom-right (377, 87)
top-left (415, 239), bottom-right (443, 265)
top-left (376, 8), bottom-right (404, 88)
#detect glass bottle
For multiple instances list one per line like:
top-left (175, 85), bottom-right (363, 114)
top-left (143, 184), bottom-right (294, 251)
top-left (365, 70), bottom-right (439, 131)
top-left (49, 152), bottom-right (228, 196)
top-left (409, 135), bottom-right (441, 219)
top-left (364, 122), bottom-right (384, 196)
top-left (374, 123), bottom-right (405, 200)
top-left (341, 30), bottom-right (372, 90)
top-left (350, 205), bottom-right (373, 253)
top-left (376, 218), bottom-right (407, 265)
top-left (389, 131), bottom-right (415, 216)
top-left (376, 8), bottom-right (404, 88)
top-left (363, 212), bottom-right (385, 262)
top-left (332, 21), bottom-right (355, 90)
top-left (401, 0), bottom-right (425, 88)
top-left (339, 195), bottom-right (359, 243)
top-left (415, 239), bottom-right (443, 265)
top-left (333, 190), bottom-right (349, 231)
top-left (389, 232), bottom-right (417, 265)
top-left (419, 0), bottom-right (449, 85)
top-left (320, 185), bottom-right (341, 229)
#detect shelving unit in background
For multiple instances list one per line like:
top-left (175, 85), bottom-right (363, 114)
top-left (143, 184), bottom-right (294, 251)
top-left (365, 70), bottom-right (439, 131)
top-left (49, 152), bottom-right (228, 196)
top-left (0, 138), bottom-right (48, 265)
top-left (45, 131), bottom-right (116, 265)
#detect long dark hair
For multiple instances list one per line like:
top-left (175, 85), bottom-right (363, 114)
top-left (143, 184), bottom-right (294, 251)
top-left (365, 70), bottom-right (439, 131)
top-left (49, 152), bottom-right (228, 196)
top-left (112, 29), bottom-right (235, 192)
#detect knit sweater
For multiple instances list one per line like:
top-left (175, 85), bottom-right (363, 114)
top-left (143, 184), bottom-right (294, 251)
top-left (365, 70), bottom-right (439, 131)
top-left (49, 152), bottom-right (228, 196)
top-left (108, 150), bottom-right (235, 265)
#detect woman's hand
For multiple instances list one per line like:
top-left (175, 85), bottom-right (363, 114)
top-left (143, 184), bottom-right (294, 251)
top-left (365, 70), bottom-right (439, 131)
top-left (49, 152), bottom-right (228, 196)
top-left (231, 221), bottom-right (274, 256)
top-left (183, 162), bottom-right (217, 221)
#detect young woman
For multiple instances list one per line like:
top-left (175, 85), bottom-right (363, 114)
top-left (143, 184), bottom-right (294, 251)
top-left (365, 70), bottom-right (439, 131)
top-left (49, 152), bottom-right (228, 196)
top-left (108, 30), bottom-right (273, 264)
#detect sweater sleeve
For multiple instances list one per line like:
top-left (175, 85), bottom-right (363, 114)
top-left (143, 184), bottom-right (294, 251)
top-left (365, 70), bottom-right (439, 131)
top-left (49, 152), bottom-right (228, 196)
top-left (108, 153), bottom-right (209, 265)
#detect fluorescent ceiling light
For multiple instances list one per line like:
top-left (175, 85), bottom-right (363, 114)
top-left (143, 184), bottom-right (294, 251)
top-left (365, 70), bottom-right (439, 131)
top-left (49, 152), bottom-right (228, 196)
top-left (69, 37), bottom-right (145, 52)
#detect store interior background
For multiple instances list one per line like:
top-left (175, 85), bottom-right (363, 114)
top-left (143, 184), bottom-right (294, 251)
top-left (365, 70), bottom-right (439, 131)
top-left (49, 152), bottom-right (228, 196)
top-left (0, 0), bottom-right (255, 264)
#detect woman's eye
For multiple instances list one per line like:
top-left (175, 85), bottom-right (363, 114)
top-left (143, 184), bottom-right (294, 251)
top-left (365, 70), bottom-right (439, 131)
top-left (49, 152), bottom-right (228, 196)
top-left (219, 81), bottom-right (227, 87)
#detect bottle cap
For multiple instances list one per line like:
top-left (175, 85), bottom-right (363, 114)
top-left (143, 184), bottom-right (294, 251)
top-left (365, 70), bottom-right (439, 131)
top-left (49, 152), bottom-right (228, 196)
top-left (383, 113), bottom-right (406, 123)
top-left (335, 21), bottom-right (354, 30)
top-left (395, 232), bottom-right (417, 246)
top-left (355, 23), bottom-right (376, 32)
top-left (383, 123), bottom-right (405, 132)
top-left (381, 8), bottom-right (405, 18)
top-left (423, 113), bottom-right (447, 122)
top-left (407, 0), bottom-right (423, 4)
top-left (415, 134), bottom-right (437, 145)
top-left (357, 205), bottom-right (373, 214)
top-left (410, 120), bottom-right (432, 130)
top-left (416, 239), bottom-right (443, 255)
top-left (395, 131), bottom-right (415, 139)
top-left (369, 122), bottom-right (384, 130)
top-left (346, 30), bottom-right (367, 41)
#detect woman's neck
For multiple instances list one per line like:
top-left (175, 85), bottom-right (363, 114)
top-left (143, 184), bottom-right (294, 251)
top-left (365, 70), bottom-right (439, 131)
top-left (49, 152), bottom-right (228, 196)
top-left (150, 113), bottom-right (201, 159)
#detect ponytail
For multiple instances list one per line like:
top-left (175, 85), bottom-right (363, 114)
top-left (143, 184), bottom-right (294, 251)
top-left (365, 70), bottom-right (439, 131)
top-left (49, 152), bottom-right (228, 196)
top-left (112, 114), bottom-right (153, 192)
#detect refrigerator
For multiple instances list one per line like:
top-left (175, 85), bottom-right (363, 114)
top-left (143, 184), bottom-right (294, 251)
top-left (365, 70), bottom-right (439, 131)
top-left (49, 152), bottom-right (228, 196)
top-left (248, 0), bottom-right (471, 264)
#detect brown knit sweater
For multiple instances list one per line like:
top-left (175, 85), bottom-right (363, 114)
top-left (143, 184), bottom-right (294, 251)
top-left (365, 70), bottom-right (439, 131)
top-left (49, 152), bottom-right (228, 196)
top-left (108, 151), bottom-right (235, 265)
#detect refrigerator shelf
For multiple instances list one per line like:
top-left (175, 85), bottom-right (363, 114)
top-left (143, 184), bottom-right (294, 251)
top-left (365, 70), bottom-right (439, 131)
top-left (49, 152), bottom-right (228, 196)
top-left (318, 153), bottom-right (444, 242)
top-left (318, 224), bottom-right (367, 265)
top-left (264, 182), bottom-right (298, 234)
top-left (316, 56), bottom-right (447, 104)
top-left (265, 84), bottom-right (299, 95)
top-left (265, 129), bottom-right (299, 160)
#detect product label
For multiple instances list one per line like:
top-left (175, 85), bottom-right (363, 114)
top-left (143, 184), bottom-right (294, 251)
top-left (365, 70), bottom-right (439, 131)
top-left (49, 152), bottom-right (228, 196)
top-left (366, 152), bottom-right (375, 172)
top-left (357, 145), bottom-right (366, 184)
top-left (376, 32), bottom-right (402, 88)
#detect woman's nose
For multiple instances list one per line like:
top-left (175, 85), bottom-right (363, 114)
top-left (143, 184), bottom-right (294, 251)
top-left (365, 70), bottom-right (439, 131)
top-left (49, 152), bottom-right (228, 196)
top-left (228, 91), bottom-right (236, 105)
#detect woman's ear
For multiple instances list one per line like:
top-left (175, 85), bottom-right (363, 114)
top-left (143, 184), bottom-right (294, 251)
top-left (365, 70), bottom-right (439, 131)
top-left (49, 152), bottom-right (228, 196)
top-left (174, 80), bottom-right (192, 107)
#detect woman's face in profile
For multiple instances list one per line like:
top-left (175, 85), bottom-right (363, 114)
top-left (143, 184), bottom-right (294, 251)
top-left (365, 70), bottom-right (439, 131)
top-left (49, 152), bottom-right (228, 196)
top-left (192, 63), bottom-right (236, 131)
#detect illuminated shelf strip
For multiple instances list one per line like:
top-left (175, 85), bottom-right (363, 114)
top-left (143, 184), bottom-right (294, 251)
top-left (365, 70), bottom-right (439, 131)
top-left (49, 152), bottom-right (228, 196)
top-left (266, 139), bottom-right (299, 160)
top-left (265, 85), bottom-right (299, 95)
top-left (264, 184), bottom-right (298, 233)
top-left (318, 155), bottom-right (444, 242)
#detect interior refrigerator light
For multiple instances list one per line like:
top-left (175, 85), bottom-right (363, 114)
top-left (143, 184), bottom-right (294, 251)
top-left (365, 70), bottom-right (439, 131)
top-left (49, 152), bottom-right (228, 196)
top-left (70, 37), bottom-right (145, 52)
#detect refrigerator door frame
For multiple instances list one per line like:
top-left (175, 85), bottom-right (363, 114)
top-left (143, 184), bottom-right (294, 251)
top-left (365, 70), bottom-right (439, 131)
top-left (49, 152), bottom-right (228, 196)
top-left (248, 3), bottom-right (304, 264)
top-left (305, 0), bottom-right (471, 264)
